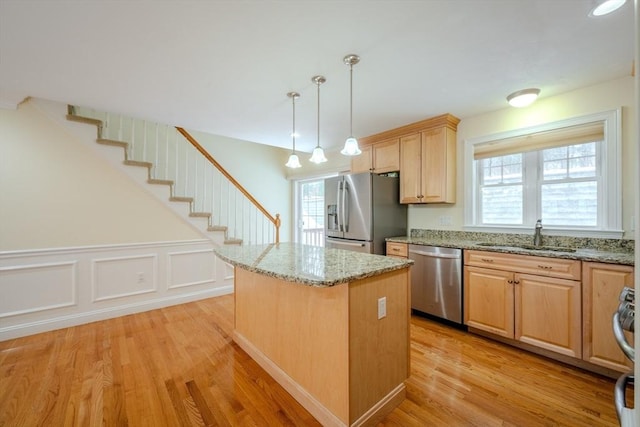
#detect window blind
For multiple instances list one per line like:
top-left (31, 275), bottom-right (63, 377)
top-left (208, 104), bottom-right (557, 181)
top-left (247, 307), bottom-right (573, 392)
top-left (473, 121), bottom-right (604, 160)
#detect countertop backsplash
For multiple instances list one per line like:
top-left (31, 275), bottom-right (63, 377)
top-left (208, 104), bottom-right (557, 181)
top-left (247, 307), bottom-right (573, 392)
top-left (409, 229), bottom-right (635, 253)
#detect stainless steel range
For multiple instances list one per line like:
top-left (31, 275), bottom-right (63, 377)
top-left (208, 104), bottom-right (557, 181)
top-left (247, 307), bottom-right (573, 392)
top-left (613, 286), bottom-right (636, 426)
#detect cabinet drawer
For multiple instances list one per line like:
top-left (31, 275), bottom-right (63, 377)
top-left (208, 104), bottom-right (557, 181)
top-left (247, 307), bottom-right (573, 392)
top-left (464, 250), bottom-right (581, 280)
top-left (386, 242), bottom-right (408, 258)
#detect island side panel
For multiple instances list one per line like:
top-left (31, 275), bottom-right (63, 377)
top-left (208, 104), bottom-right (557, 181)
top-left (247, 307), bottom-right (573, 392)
top-left (233, 267), bottom-right (351, 424)
top-left (348, 268), bottom-right (410, 424)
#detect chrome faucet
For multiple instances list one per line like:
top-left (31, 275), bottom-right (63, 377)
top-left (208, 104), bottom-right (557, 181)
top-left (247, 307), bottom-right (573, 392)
top-left (533, 219), bottom-right (543, 247)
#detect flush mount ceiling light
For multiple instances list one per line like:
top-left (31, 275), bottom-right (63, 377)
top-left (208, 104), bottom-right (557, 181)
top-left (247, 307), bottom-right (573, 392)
top-left (341, 54), bottom-right (362, 156)
top-left (589, 0), bottom-right (627, 16)
top-left (309, 75), bottom-right (328, 164)
top-left (285, 91), bottom-right (302, 169)
top-left (506, 88), bottom-right (541, 108)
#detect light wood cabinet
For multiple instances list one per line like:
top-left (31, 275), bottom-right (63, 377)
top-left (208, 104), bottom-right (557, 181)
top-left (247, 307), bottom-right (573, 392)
top-left (399, 117), bottom-right (459, 204)
top-left (582, 262), bottom-right (634, 372)
top-left (386, 241), bottom-right (408, 258)
top-left (351, 114), bottom-right (459, 204)
top-left (464, 250), bottom-right (582, 358)
top-left (350, 138), bottom-right (399, 174)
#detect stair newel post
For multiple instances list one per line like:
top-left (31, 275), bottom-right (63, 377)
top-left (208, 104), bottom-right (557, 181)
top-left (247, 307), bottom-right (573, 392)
top-left (275, 214), bottom-right (281, 244)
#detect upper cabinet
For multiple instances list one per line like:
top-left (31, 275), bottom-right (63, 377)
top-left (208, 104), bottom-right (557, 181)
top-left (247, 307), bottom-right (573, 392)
top-left (351, 114), bottom-right (459, 203)
top-left (350, 137), bottom-right (400, 174)
top-left (400, 116), bottom-right (459, 204)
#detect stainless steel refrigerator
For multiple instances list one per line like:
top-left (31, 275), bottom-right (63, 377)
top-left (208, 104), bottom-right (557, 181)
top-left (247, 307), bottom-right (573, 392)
top-left (325, 172), bottom-right (407, 254)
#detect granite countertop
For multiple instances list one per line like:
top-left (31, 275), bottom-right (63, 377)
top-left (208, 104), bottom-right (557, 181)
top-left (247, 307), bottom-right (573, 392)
top-left (386, 235), bottom-right (635, 266)
top-left (214, 242), bottom-right (413, 287)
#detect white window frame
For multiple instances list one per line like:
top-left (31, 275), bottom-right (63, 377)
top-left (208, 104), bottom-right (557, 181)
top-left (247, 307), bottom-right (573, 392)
top-left (463, 109), bottom-right (622, 238)
top-left (292, 173), bottom-right (337, 245)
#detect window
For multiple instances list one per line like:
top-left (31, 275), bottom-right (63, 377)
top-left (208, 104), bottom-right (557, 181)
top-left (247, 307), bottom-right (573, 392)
top-left (294, 177), bottom-right (331, 246)
top-left (465, 110), bottom-right (622, 238)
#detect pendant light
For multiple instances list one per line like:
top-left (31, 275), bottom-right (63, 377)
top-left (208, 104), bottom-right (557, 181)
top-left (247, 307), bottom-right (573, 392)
top-left (285, 91), bottom-right (302, 169)
top-left (341, 54), bottom-right (362, 156)
top-left (309, 75), bottom-right (328, 164)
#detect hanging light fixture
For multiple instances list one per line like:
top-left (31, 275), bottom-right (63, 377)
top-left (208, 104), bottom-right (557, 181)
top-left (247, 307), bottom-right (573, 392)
top-left (341, 54), bottom-right (362, 156)
top-left (309, 75), bottom-right (328, 164)
top-left (588, 0), bottom-right (627, 16)
top-left (285, 91), bottom-right (302, 168)
top-left (506, 88), bottom-right (540, 108)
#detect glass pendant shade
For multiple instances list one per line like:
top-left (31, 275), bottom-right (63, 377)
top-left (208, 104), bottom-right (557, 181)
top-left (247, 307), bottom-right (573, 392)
top-left (285, 91), bottom-right (302, 169)
top-left (341, 54), bottom-right (362, 157)
top-left (285, 153), bottom-right (302, 168)
top-left (309, 146), bottom-right (327, 163)
top-left (310, 75), bottom-right (328, 164)
top-left (341, 136), bottom-right (361, 156)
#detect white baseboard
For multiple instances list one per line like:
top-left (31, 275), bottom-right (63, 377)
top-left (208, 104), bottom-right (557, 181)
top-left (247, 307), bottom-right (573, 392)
top-left (0, 240), bottom-right (234, 341)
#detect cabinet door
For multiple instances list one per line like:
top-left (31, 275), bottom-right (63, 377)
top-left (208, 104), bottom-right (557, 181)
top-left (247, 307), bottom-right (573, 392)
top-left (515, 274), bottom-right (582, 358)
top-left (421, 127), bottom-right (456, 203)
top-left (583, 262), bottom-right (634, 371)
top-left (399, 133), bottom-right (422, 204)
top-left (350, 145), bottom-right (373, 173)
top-left (372, 138), bottom-right (399, 173)
top-left (464, 266), bottom-right (514, 338)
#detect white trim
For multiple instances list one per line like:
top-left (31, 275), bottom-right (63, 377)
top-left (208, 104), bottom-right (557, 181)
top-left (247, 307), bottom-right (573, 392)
top-left (0, 286), bottom-right (232, 340)
top-left (464, 109), bottom-right (622, 236)
top-left (0, 239), bottom-right (211, 258)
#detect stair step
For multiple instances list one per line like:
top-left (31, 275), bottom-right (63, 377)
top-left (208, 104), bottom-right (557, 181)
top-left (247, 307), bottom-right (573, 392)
top-left (208, 225), bottom-right (228, 232)
top-left (97, 138), bottom-right (128, 149)
top-left (170, 196), bottom-right (194, 203)
top-left (147, 178), bottom-right (173, 186)
top-left (224, 238), bottom-right (243, 245)
top-left (124, 160), bottom-right (152, 168)
top-left (190, 212), bottom-right (211, 218)
top-left (66, 115), bottom-right (103, 127)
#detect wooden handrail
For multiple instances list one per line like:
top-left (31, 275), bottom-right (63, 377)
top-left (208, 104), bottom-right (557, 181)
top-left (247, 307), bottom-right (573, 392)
top-left (175, 127), bottom-right (281, 243)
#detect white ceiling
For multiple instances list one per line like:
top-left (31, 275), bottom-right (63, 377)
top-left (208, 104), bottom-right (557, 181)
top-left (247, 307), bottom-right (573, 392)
top-left (0, 1), bottom-right (635, 154)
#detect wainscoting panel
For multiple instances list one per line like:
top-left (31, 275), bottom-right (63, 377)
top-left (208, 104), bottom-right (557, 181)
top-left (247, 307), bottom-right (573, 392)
top-left (167, 249), bottom-right (216, 289)
top-left (92, 254), bottom-right (157, 302)
top-left (0, 240), bottom-right (234, 340)
top-left (0, 261), bottom-right (77, 318)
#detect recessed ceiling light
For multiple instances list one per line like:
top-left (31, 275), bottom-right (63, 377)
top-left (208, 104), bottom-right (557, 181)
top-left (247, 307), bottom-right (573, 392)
top-left (506, 88), bottom-right (540, 108)
top-left (589, 0), bottom-right (627, 17)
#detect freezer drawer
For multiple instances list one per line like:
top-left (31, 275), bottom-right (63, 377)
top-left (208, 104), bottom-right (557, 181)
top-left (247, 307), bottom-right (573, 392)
top-left (325, 237), bottom-right (373, 254)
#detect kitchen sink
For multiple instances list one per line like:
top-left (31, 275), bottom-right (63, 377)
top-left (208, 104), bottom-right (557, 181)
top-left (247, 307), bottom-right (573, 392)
top-left (475, 242), bottom-right (576, 253)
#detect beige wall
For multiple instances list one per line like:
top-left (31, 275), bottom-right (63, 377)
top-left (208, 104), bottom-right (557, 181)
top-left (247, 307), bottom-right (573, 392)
top-left (186, 129), bottom-right (294, 242)
top-left (0, 101), bottom-right (203, 250)
top-left (408, 76), bottom-right (637, 239)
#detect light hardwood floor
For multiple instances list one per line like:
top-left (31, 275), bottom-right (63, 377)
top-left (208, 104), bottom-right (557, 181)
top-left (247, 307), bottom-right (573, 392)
top-left (0, 294), bottom-right (627, 426)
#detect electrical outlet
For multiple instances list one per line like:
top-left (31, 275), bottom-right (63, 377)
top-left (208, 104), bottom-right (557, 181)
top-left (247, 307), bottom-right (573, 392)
top-left (137, 272), bottom-right (145, 283)
top-left (377, 297), bottom-right (387, 319)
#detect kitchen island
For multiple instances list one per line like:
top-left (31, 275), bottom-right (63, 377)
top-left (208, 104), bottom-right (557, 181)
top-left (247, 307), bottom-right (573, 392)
top-left (214, 243), bottom-right (413, 427)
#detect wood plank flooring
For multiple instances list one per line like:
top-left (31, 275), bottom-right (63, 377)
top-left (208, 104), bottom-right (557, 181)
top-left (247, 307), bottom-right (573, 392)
top-left (0, 294), bottom-right (627, 426)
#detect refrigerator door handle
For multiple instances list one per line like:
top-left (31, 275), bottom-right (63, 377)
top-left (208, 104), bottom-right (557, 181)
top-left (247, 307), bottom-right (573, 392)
top-left (336, 181), bottom-right (343, 232)
top-left (613, 311), bottom-right (635, 361)
top-left (343, 181), bottom-right (349, 232)
top-left (327, 238), bottom-right (365, 247)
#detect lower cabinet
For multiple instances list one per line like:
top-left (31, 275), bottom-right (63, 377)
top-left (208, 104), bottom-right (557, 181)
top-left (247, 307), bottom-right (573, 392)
top-left (582, 262), bottom-right (634, 371)
top-left (464, 250), bottom-right (582, 358)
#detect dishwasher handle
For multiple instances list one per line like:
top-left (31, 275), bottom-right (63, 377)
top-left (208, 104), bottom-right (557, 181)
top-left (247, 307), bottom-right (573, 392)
top-left (409, 249), bottom-right (461, 259)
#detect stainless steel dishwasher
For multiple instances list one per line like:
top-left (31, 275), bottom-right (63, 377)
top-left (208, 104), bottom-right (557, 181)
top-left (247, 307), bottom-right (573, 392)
top-left (408, 245), bottom-right (462, 324)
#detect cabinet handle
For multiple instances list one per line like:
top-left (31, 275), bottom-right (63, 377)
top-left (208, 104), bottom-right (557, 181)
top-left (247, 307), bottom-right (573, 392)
top-left (507, 279), bottom-right (513, 284)
top-left (513, 280), bottom-right (520, 285)
top-left (481, 258), bottom-right (494, 263)
top-left (391, 248), bottom-right (400, 252)
top-left (537, 265), bottom-right (553, 270)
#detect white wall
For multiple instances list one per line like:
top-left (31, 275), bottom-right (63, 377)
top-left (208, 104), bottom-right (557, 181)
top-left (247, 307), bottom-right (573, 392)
top-left (187, 129), bottom-right (296, 242)
top-left (408, 76), bottom-right (637, 239)
top-left (0, 101), bottom-right (203, 250)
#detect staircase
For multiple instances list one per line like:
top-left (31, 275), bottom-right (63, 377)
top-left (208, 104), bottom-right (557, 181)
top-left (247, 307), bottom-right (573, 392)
top-left (65, 105), bottom-right (280, 246)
